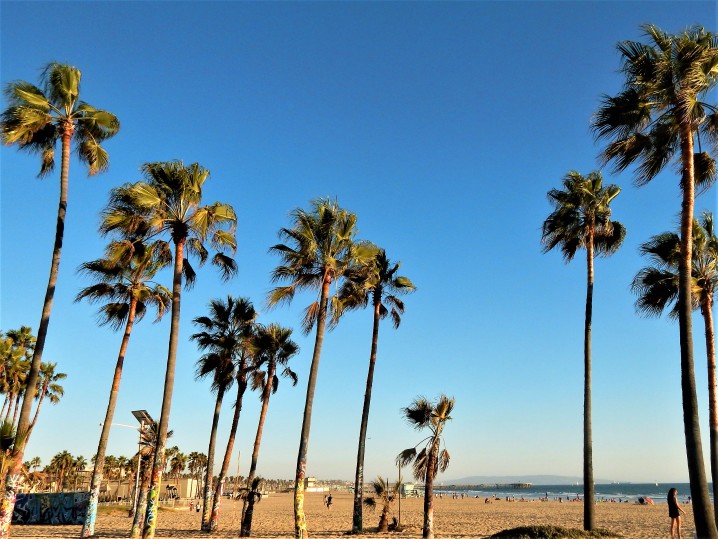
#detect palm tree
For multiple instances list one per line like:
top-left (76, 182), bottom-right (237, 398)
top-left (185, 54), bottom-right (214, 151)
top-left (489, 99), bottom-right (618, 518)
top-left (363, 477), bottom-right (401, 533)
top-left (268, 198), bottom-right (365, 538)
top-left (0, 64), bottom-right (119, 526)
top-left (170, 452), bottom-right (187, 483)
top-left (240, 323), bottom-right (299, 537)
top-left (50, 450), bottom-right (74, 493)
top-left (187, 451), bottom-right (209, 501)
top-left (396, 395), bottom-right (454, 539)
top-left (78, 239), bottom-right (171, 537)
top-left (237, 477), bottom-right (263, 532)
top-left (540, 170), bottom-right (625, 530)
top-left (192, 300), bottom-right (241, 531)
top-left (2, 355), bottom-right (29, 428)
top-left (130, 424), bottom-right (172, 538)
top-left (632, 211), bottom-right (718, 518)
top-left (101, 160), bottom-right (237, 539)
top-left (190, 296), bottom-right (257, 531)
top-left (336, 247), bottom-right (415, 533)
top-left (28, 362), bottom-right (66, 437)
top-left (593, 24), bottom-right (718, 537)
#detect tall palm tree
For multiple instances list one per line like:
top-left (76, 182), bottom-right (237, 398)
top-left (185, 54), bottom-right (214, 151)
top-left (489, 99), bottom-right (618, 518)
top-left (240, 323), bottom-right (299, 537)
top-left (335, 247), bottom-right (415, 533)
top-left (632, 211), bottom-right (718, 518)
top-left (593, 24), bottom-right (718, 537)
top-left (268, 198), bottom-right (365, 538)
top-left (78, 239), bottom-right (171, 537)
top-left (28, 362), bottom-right (66, 436)
top-left (396, 395), bottom-right (453, 539)
top-left (191, 299), bottom-right (241, 531)
top-left (101, 160), bottom-right (237, 539)
top-left (0, 64), bottom-right (119, 529)
top-left (190, 296), bottom-right (257, 531)
top-left (541, 170), bottom-right (625, 530)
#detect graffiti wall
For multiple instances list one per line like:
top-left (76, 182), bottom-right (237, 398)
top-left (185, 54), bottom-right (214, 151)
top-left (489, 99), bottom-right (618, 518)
top-left (12, 492), bottom-right (89, 525)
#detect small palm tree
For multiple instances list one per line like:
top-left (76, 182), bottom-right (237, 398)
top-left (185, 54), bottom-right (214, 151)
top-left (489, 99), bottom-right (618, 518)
top-left (130, 424), bottom-right (172, 538)
top-left (396, 395), bottom-right (454, 539)
top-left (593, 25), bottom-right (718, 536)
top-left (101, 160), bottom-right (237, 539)
top-left (363, 477), bottom-right (401, 533)
top-left (50, 450), bottom-right (74, 493)
top-left (78, 239), bottom-right (171, 537)
top-left (238, 477), bottom-right (263, 532)
top-left (336, 247), bottom-right (415, 533)
top-left (541, 170), bottom-right (625, 530)
top-left (0, 65), bottom-right (119, 526)
top-left (240, 324), bottom-right (299, 537)
top-left (632, 212), bottom-right (718, 515)
top-left (191, 296), bottom-right (257, 531)
top-left (268, 198), bottom-right (366, 538)
top-left (170, 452), bottom-right (187, 483)
top-left (28, 362), bottom-right (66, 437)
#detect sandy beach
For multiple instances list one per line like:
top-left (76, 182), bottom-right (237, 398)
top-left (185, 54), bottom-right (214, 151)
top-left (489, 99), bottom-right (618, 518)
top-left (11, 491), bottom-right (688, 538)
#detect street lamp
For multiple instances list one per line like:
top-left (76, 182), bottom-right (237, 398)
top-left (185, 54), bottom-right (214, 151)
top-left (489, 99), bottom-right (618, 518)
top-left (131, 410), bottom-right (154, 516)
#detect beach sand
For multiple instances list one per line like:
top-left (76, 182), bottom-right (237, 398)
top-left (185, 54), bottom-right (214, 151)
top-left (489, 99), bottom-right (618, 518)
top-left (11, 491), bottom-right (688, 538)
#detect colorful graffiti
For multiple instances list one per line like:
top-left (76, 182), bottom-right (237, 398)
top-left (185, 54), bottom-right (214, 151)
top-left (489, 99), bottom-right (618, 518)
top-left (12, 492), bottom-right (89, 525)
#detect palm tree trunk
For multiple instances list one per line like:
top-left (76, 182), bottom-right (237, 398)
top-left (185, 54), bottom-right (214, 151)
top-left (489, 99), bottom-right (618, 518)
top-left (583, 237), bottom-right (595, 531)
top-left (678, 127), bottom-right (718, 538)
top-left (0, 123), bottom-right (73, 539)
top-left (352, 298), bottom-right (381, 533)
top-left (27, 383), bottom-right (49, 439)
top-left (423, 435), bottom-right (440, 539)
top-left (201, 385), bottom-right (225, 531)
top-left (241, 363), bottom-right (275, 536)
top-left (143, 238), bottom-right (185, 539)
top-left (701, 297), bottom-right (718, 525)
top-left (81, 297), bottom-right (138, 537)
top-left (0, 395), bottom-right (9, 420)
top-left (208, 367), bottom-right (248, 531)
top-left (294, 274), bottom-right (332, 539)
top-left (10, 396), bottom-right (20, 429)
top-left (132, 464), bottom-right (152, 538)
top-left (4, 395), bottom-right (15, 426)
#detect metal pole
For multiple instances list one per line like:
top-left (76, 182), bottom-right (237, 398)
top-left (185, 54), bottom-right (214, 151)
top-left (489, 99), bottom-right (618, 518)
top-left (132, 420), bottom-right (143, 514)
top-left (398, 463), bottom-right (402, 529)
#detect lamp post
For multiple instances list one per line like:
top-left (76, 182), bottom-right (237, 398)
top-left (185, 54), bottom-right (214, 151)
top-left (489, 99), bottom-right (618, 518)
top-left (131, 410), bottom-right (154, 516)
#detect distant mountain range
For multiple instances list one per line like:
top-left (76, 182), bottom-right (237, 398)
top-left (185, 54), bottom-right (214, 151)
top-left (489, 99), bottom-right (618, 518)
top-left (444, 475), bottom-right (616, 485)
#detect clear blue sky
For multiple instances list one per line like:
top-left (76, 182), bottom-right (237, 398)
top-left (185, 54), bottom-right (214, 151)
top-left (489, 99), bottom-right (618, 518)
top-left (1, 1), bottom-right (716, 484)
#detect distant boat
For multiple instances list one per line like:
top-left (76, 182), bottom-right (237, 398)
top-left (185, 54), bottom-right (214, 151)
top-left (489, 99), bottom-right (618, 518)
top-left (655, 481), bottom-right (659, 486)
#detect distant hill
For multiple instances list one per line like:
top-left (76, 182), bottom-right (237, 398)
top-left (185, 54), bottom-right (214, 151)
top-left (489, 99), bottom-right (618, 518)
top-left (444, 475), bottom-right (615, 485)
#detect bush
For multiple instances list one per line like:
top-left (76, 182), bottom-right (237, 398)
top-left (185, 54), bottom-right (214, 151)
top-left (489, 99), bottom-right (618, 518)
top-left (488, 525), bottom-right (620, 539)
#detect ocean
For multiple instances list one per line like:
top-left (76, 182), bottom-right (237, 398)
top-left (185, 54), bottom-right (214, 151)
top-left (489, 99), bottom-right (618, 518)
top-left (435, 483), bottom-right (697, 504)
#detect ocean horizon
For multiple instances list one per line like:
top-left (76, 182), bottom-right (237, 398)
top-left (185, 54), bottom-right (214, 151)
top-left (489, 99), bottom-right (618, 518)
top-left (435, 483), bottom-right (701, 504)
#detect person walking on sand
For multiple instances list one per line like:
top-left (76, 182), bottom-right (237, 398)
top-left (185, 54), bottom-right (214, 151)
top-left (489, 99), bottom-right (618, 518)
top-left (326, 494), bottom-right (333, 509)
top-left (668, 487), bottom-right (686, 539)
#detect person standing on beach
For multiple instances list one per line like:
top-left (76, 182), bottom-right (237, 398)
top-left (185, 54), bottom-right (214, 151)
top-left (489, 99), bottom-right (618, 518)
top-left (668, 488), bottom-right (686, 539)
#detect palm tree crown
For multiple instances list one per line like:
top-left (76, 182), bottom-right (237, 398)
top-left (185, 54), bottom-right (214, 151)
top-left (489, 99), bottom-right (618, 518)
top-left (76, 240), bottom-right (172, 329)
top-left (632, 212), bottom-right (718, 318)
top-left (1, 62), bottom-right (120, 176)
top-left (268, 197), bottom-right (366, 332)
top-left (541, 171), bottom-right (626, 260)
top-left (593, 25), bottom-right (718, 189)
top-left (101, 161), bottom-right (238, 279)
